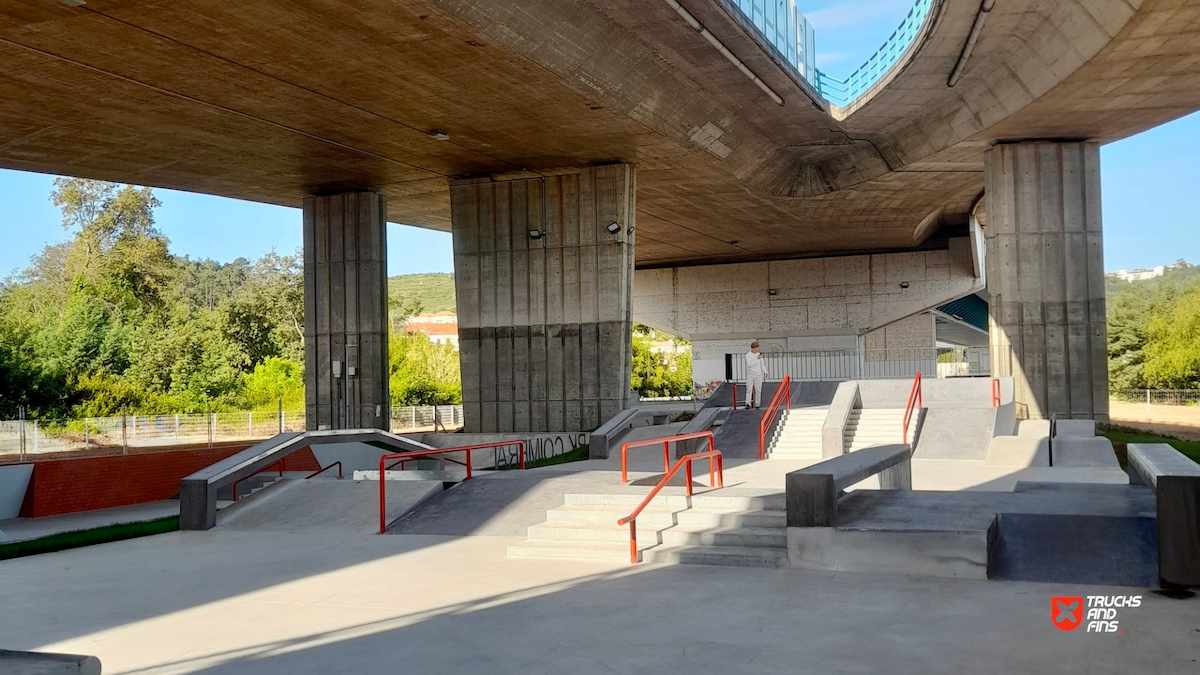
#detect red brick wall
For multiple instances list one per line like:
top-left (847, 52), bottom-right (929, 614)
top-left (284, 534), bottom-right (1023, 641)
top-left (20, 445), bottom-right (323, 518)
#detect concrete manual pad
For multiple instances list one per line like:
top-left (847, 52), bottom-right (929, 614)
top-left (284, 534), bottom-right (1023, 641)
top-left (217, 479), bottom-right (442, 535)
top-left (1055, 419), bottom-right (1097, 438)
top-left (1053, 437), bottom-right (1121, 468)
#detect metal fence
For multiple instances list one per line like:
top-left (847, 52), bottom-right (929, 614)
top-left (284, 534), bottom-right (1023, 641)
top-left (1113, 390), bottom-right (1200, 406)
top-left (728, 347), bottom-right (988, 383)
top-left (0, 405), bottom-right (465, 461)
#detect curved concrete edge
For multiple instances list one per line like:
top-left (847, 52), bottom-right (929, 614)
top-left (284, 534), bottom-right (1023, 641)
top-left (0, 649), bottom-right (101, 675)
top-left (821, 381), bottom-right (858, 458)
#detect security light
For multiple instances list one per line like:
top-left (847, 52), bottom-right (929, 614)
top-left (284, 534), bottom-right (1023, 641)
top-left (900, 281), bottom-right (910, 289)
top-left (428, 130), bottom-right (450, 141)
top-left (607, 222), bottom-right (621, 234)
top-left (528, 230), bottom-right (543, 240)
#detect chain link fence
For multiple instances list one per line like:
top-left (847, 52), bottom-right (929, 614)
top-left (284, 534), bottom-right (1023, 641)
top-left (0, 405), bottom-right (464, 461)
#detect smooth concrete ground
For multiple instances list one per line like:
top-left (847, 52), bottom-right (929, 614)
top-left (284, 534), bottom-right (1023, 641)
top-left (1, 528), bottom-right (1197, 675)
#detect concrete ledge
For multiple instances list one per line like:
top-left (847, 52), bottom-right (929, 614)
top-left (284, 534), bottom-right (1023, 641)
top-left (1052, 437), bottom-right (1120, 468)
top-left (676, 407), bottom-right (722, 457)
top-left (985, 436), bottom-right (1049, 468)
top-left (0, 649), bottom-right (101, 674)
top-left (1128, 443), bottom-right (1200, 588)
top-left (821, 381), bottom-right (858, 458)
top-left (588, 408), bottom-right (671, 459)
top-left (787, 527), bottom-right (989, 579)
top-left (785, 444), bottom-right (911, 528)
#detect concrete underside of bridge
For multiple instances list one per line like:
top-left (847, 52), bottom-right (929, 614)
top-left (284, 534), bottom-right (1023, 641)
top-left (3, 0), bottom-right (1200, 428)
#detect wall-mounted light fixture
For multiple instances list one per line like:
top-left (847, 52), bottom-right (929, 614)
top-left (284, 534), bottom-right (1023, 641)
top-left (528, 230), bottom-right (543, 240)
top-left (606, 221), bottom-right (621, 235)
top-left (769, 289), bottom-right (778, 296)
top-left (428, 130), bottom-right (450, 141)
top-left (55, 0), bottom-right (86, 5)
top-left (900, 281), bottom-right (910, 289)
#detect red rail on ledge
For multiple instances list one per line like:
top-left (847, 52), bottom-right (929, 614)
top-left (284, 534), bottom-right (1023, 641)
top-left (620, 431), bottom-right (715, 484)
top-left (616, 449), bottom-right (724, 564)
top-left (231, 459), bottom-right (285, 502)
top-left (902, 371), bottom-right (923, 444)
top-left (377, 440), bottom-right (526, 534)
top-left (758, 375), bottom-right (793, 460)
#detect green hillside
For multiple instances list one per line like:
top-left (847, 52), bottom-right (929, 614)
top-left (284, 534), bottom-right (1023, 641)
top-left (388, 273), bottom-right (456, 314)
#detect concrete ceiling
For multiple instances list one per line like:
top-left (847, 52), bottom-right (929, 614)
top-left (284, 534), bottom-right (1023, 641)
top-left (0, 0), bottom-right (1198, 267)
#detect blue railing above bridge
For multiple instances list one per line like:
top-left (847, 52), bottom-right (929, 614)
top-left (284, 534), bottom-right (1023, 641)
top-left (728, 0), bottom-right (934, 107)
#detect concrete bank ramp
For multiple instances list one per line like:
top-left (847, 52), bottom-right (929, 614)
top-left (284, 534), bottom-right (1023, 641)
top-left (216, 478), bottom-right (442, 535)
top-left (911, 407), bottom-right (997, 460)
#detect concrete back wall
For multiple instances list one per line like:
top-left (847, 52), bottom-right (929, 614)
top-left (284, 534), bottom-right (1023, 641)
top-left (635, 240), bottom-right (980, 385)
top-left (452, 165), bottom-right (636, 433)
top-left (857, 377), bottom-right (1014, 410)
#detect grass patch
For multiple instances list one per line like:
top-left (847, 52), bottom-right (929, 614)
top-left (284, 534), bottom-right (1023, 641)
top-left (0, 516), bottom-right (179, 561)
top-left (497, 444), bottom-right (590, 470)
top-left (1097, 424), bottom-right (1200, 466)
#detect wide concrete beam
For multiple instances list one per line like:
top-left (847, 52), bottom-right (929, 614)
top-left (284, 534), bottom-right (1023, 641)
top-left (1128, 443), bottom-right (1200, 588)
top-left (785, 444), bottom-right (912, 528)
top-left (451, 165), bottom-right (635, 433)
top-left (303, 192), bottom-right (390, 431)
top-left (984, 142), bottom-right (1108, 422)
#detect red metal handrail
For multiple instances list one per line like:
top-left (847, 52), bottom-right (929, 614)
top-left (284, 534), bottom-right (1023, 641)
top-left (617, 449), bottom-right (724, 564)
top-left (992, 378), bottom-right (1001, 408)
top-left (902, 371), bottom-right (923, 444)
top-left (378, 440), bottom-right (526, 534)
top-left (307, 461), bottom-right (342, 479)
top-left (758, 375), bottom-right (792, 460)
top-left (621, 431), bottom-right (715, 484)
top-left (231, 458), bottom-right (285, 502)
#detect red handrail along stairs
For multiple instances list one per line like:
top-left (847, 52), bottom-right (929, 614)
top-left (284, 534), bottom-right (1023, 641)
top-left (758, 375), bottom-right (792, 460)
top-left (620, 431), bottom-right (718, 484)
top-left (902, 371), bottom-right (923, 444)
top-left (616, 446), bottom-right (724, 564)
top-left (377, 440), bottom-right (526, 534)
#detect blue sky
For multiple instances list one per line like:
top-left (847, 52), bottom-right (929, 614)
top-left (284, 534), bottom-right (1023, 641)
top-left (0, 1), bottom-right (1195, 276)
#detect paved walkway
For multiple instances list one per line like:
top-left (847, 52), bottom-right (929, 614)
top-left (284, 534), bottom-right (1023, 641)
top-left (0, 500), bottom-right (179, 544)
top-left (0, 528), bottom-right (1196, 675)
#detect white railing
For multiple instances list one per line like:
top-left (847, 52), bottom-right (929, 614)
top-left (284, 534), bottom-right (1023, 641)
top-left (727, 347), bottom-right (993, 383)
top-left (0, 405), bottom-right (465, 461)
top-left (1114, 390), bottom-right (1200, 407)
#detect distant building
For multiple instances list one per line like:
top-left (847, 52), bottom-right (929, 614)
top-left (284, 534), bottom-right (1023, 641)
top-left (405, 311), bottom-right (459, 348)
top-left (1108, 265), bottom-right (1166, 282)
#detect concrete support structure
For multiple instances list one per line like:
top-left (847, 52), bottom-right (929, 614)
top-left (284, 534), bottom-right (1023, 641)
top-left (984, 142), bottom-right (1108, 422)
top-left (303, 192), bottom-right (390, 431)
top-left (451, 165), bottom-right (636, 433)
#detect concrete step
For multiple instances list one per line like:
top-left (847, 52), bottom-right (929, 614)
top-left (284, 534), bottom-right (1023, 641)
top-left (527, 521), bottom-right (786, 548)
top-left (563, 491), bottom-right (784, 511)
top-left (507, 540), bottom-right (788, 568)
top-left (546, 505), bottom-right (786, 529)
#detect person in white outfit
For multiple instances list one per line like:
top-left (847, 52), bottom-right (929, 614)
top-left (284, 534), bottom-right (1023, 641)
top-left (744, 342), bottom-right (767, 409)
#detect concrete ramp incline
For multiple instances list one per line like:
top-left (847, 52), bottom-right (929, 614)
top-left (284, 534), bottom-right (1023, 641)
top-left (217, 478), bottom-right (443, 535)
top-left (912, 408), bottom-right (997, 460)
top-left (180, 429), bottom-right (433, 531)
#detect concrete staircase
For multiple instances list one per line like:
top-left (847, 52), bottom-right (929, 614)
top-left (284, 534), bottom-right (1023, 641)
top-left (508, 490), bottom-right (788, 567)
top-left (843, 408), bottom-right (911, 452)
top-left (766, 406), bottom-right (828, 459)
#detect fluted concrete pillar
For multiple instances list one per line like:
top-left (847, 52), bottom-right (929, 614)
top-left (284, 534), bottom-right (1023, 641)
top-left (984, 142), bottom-right (1108, 421)
top-left (303, 192), bottom-right (390, 430)
top-left (451, 164), bottom-right (636, 433)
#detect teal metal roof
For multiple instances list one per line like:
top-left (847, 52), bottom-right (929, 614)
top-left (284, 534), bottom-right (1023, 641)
top-left (936, 295), bottom-right (988, 332)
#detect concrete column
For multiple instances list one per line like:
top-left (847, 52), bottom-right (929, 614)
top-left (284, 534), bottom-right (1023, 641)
top-left (984, 142), bottom-right (1107, 422)
top-left (303, 192), bottom-right (390, 430)
top-left (452, 164), bottom-right (636, 433)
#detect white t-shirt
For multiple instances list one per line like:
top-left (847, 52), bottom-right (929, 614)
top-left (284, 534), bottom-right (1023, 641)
top-left (745, 350), bottom-right (766, 378)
